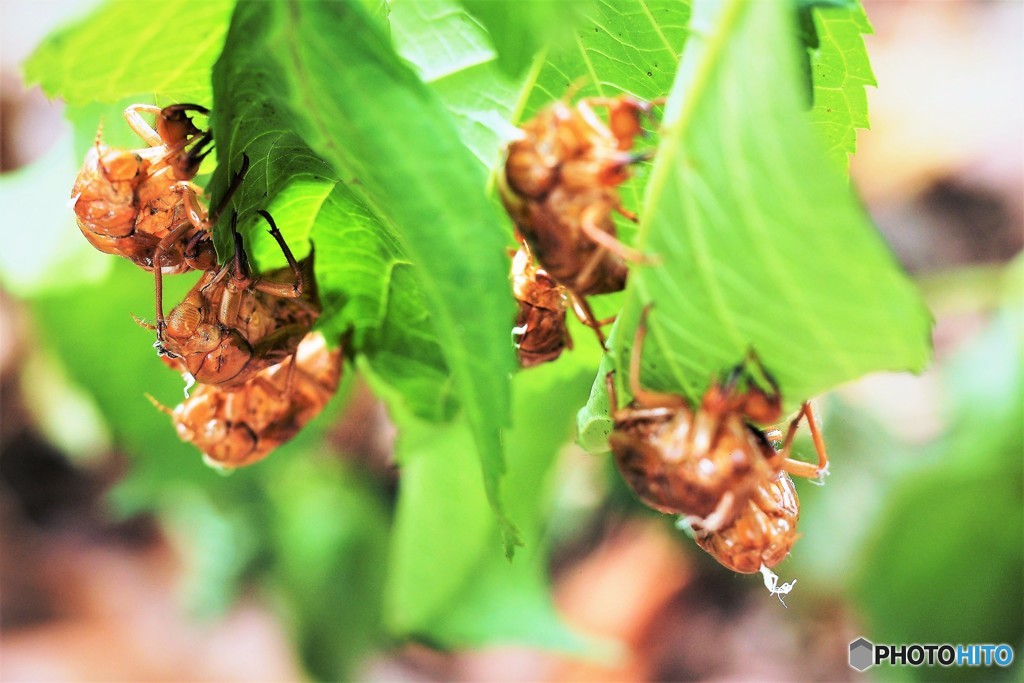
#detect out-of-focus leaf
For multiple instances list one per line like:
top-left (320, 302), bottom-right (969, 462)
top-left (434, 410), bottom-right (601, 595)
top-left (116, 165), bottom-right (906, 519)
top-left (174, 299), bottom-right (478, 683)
top-left (427, 356), bottom-right (600, 650)
top-left (384, 411), bottom-right (492, 636)
top-left (386, 355), bottom-right (596, 649)
top-left (267, 457), bottom-right (391, 682)
top-left (806, 2), bottom-right (875, 168)
top-left (166, 490), bottom-right (263, 620)
top-left (23, 0), bottom-right (235, 105)
top-left (236, 0), bottom-right (517, 550)
top-left (787, 397), bottom-right (910, 586)
top-left (28, 259), bottom-right (244, 510)
top-left (0, 135), bottom-right (110, 296)
top-left (460, 0), bottom-right (590, 77)
top-left (578, 0), bottom-right (931, 451)
top-left (854, 307), bottom-right (1023, 679)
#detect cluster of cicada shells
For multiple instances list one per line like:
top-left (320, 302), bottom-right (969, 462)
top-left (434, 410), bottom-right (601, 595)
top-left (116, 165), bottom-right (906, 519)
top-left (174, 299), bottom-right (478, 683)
top-left (71, 104), bottom-right (341, 468)
top-left (499, 95), bottom-right (829, 583)
top-left (501, 94), bottom-right (657, 359)
top-left (71, 96), bottom-right (831, 581)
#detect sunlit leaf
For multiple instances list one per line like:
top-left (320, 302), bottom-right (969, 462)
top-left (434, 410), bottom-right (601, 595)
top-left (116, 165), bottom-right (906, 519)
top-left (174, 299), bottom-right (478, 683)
top-left (24, 0), bottom-right (236, 105)
top-left (460, 0), bottom-right (590, 77)
top-left (525, 0), bottom-right (689, 113)
top-left (390, 0), bottom-right (521, 169)
top-left (579, 0), bottom-right (931, 450)
top-left (806, 1), bottom-right (876, 167)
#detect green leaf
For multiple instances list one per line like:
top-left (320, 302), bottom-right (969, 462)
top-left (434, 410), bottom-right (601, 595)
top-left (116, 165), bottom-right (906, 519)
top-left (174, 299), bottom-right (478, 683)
top-left (854, 307), bottom-right (1023, 678)
top-left (806, 1), bottom-right (876, 168)
top-left (386, 355), bottom-right (596, 649)
top-left (23, 0), bottom-right (236, 105)
top-left (579, 0), bottom-right (931, 449)
top-left (423, 357), bottom-right (598, 651)
top-left (207, 2), bottom-right (458, 424)
top-left (267, 457), bottom-right (391, 681)
top-left (525, 0), bottom-right (689, 113)
top-left (460, 0), bottom-right (590, 77)
top-left (390, 0), bottom-right (521, 169)
top-left (237, 0), bottom-right (518, 550)
top-left (384, 411), bottom-right (493, 636)
top-left (361, 264), bottom-right (459, 422)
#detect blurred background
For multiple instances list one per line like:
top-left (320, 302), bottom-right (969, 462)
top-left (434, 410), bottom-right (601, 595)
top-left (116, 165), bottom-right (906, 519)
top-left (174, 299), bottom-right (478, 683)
top-left (1, 1), bottom-right (1021, 681)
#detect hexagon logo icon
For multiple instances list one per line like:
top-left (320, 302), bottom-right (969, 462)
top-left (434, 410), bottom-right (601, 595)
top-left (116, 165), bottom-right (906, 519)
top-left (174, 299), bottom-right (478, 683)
top-left (849, 637), bottom-right (875, 671)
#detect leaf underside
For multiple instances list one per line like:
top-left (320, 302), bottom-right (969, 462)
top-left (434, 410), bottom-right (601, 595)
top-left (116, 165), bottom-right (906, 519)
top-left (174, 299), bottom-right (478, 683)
top-left (211, 0), bottom-right (519, 551)
top-left (578, 0), bottom-right (930, 450)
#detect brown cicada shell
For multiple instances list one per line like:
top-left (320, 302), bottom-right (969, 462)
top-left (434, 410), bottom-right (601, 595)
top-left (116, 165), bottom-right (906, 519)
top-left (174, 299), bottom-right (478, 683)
top-left (693, 470), bottom-right (800, 573)
top-left (606, 307), bottom-right (828, 535)
top-left (511, 246), bottom-right (572, 367)
top-left (500, 94), bottom-right (659, 345)
top-left (158, 211), bottom-right (318, 389)
top-left (72, 104), bottom-right (219, 270)
top-left (71, 104), bottom-right (249, 338)
top-left (157, 332), bottom-right (342, 468)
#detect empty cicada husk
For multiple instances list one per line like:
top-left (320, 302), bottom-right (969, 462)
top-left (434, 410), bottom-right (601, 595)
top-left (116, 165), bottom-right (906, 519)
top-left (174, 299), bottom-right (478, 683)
top-left (158, 212), bottom-right (318, 389)
top-left (71, 104), bottom-right (225, 274)
top-left (510, 246), bottom-right (571, 367)
top-left (500, 94), bottom-right (661, 346)
top-left (692, 470), bottom-right (800, 573)
top-left (164, 331), bottom-right (341, 468)
top-left (607, 308), bottom-right (828, 532)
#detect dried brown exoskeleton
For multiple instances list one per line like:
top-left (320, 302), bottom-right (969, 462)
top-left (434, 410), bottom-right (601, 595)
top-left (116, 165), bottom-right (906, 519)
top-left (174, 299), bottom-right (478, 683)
top-left (692, 469), bottom-right (800, 574)
top-left (500, 94), bottom-right (659, 345)
top-left (510, 246), bottom-right (572, 367)
top-left (153, 332), bottom-right (342, 468)
top-left (605, 307), bottom-right (828, 535)
top-left (157, 211), bottom-right (318, 389)
top-left (71, 103), bottom-right (249, 338)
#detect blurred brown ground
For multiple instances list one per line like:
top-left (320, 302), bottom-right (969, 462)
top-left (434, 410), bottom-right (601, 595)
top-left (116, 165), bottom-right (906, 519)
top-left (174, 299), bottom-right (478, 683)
top-left (1, 0), bottom-right (1021, 681)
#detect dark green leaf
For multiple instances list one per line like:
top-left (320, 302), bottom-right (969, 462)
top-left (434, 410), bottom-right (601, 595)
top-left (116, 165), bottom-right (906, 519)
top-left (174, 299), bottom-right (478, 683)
top-left (234, 0), bottom-right (518, 550)
top-left (208, 1), bottom-right (458, 423)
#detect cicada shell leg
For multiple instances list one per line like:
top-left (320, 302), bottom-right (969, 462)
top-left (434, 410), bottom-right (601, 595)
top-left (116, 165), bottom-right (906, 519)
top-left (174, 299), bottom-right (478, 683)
top-left (772, 401), bottom-right (830, 480)
top-left (625, 305), bottom-right (688, 409)
top-left (123, 104), bottom-right (165, 147)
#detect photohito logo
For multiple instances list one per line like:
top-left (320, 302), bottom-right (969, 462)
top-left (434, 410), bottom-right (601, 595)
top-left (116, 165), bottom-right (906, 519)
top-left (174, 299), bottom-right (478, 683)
top-left (849, 637), bottom-right (1015, 672)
